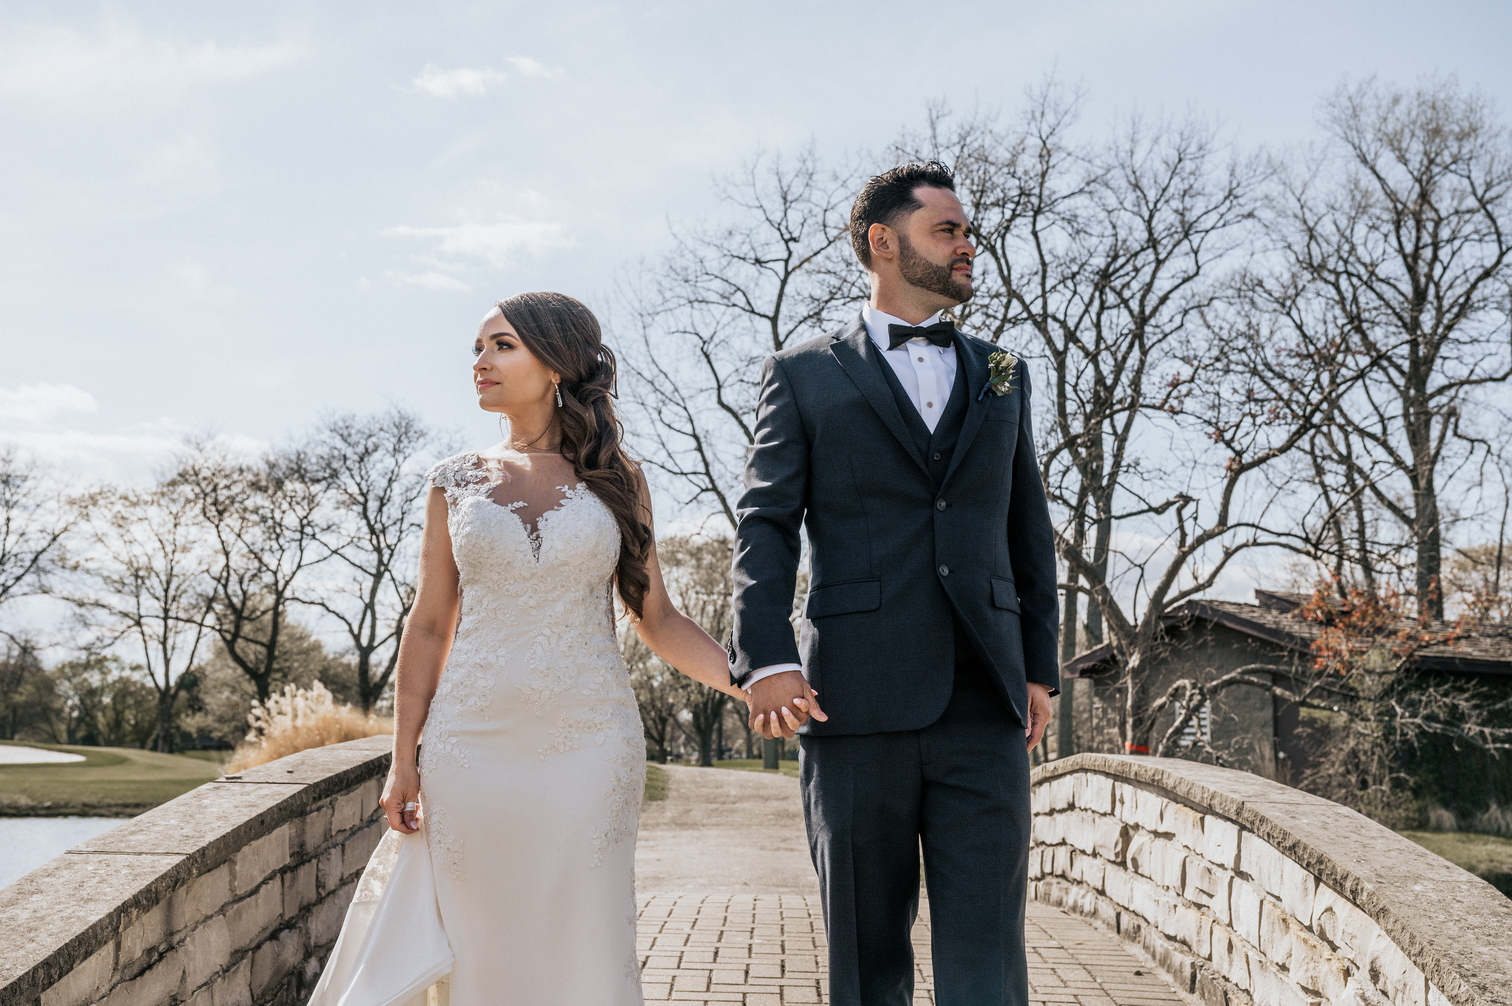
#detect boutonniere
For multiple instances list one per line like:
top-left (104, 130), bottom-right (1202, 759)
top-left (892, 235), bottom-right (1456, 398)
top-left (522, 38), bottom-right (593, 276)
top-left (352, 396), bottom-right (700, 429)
top-left (977, 350), bottom-right (1019, 401)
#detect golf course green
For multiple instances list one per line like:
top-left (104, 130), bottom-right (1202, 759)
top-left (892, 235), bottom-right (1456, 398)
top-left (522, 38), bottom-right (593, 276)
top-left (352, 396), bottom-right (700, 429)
top-left (0, 740), bottom-right (223, 817)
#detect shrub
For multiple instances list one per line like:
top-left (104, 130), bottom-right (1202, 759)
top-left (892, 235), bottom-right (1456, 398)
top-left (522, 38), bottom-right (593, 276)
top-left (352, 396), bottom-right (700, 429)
top-left (1424, 803), bottom-right (1458, 832)
top-left (225, 681), bottom-right (390, 773)
top-left (1472, 802), bottom-right (1512, 838)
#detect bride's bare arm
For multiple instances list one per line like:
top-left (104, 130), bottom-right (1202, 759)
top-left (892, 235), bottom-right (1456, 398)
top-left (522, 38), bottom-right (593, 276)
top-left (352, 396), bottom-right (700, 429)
top-left (631, 547), bottom-right (745, 700)
top-left (381, 487), bottom-right (460, 833)
top-left (625, 477), bottom-right (825, 733)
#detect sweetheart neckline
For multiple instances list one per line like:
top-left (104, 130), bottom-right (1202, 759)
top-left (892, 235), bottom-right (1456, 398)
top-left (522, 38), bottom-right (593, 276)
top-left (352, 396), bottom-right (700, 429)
top-left (463, 482), bottom-right (593, 562)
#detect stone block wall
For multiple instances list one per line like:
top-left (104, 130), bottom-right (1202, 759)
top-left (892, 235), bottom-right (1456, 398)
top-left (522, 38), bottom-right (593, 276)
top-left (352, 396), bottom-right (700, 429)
top-left (1030, 754), bottom-right (1512, 1006)
top-left (0, 737), bottom-right (392, 1006)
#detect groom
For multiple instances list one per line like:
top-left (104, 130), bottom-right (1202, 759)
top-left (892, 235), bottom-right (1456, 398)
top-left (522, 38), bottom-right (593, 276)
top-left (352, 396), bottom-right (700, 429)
top-left (729, 161), bottom-right (1059, 1006)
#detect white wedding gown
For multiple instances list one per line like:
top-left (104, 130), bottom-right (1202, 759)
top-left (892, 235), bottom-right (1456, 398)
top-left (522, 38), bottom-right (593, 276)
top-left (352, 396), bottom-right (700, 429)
top-left (309, 451), bottom-right (647, 1006)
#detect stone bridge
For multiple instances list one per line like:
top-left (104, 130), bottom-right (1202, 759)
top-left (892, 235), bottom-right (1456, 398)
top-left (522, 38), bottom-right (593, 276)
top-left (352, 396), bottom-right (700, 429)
top-left (2, 741), bottom-right (1509, 1006)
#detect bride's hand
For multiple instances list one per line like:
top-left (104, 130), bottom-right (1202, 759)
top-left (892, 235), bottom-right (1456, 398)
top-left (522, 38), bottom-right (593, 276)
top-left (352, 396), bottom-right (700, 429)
top-left (381, 762), bottom-right (422, 833)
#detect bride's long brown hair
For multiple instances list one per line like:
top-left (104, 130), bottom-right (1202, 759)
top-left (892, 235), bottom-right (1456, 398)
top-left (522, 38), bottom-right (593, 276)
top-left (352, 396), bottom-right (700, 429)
top-left (496, 292), bottom-right (653, 619)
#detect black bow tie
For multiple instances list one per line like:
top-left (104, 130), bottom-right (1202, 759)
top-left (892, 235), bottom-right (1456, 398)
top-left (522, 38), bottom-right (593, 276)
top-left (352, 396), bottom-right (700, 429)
top-left (887, 321), bottom-right (955, 350)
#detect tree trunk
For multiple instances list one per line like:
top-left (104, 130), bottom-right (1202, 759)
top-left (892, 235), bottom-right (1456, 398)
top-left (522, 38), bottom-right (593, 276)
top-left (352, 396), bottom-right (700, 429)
top-left (1087, 509), bottom-right (1110, 647)
top-left (763, 737), bottom-right (780, 770)
top-left (1057, 575), bottom-right (1080, 759)
top-left (357, 652), bottom-right (375, 713)
top-left (1122, 655), bottom-right (1150, 755)
top-left (1413, 467), bottom-right (1444, 620)
top-left (156, 691), bottom-right (174, 753)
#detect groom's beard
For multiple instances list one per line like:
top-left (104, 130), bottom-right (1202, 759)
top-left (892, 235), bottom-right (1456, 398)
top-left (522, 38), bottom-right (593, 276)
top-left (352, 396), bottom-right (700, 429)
top-left (897, 232), bottom-right (973, 304)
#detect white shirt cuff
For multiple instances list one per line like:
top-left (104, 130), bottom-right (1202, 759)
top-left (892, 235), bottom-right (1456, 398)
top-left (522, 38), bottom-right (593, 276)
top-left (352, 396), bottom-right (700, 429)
top-left (743, 663), bottom-right (805, 690)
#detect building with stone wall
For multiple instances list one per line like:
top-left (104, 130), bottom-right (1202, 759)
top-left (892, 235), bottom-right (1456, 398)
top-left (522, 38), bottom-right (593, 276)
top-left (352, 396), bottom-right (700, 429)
top-left (1060, 591), bottom-right (1512, 792)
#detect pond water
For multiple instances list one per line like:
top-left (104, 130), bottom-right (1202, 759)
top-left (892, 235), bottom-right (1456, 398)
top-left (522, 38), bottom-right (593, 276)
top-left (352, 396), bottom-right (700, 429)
top-left (0, 816), bottom-right (125, 889)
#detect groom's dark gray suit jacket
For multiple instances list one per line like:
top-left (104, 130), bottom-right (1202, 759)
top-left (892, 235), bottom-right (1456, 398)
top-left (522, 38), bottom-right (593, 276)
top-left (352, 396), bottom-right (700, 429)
top-left (731, 313), bottom-right (1060, 734)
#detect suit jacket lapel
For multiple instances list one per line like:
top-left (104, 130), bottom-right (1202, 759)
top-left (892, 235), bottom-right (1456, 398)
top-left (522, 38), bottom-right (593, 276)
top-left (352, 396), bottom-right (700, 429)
top-left (940, 333), bottom-right (991, 489)
top-left (828, 315), bottom-right (930, 475)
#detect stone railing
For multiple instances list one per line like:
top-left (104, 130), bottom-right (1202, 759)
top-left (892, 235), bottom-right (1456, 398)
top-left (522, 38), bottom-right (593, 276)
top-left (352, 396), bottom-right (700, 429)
top-left (1030, 754), bottom-right (1512, 1006)
top-left (0, 736), bottom-right (391, 1006)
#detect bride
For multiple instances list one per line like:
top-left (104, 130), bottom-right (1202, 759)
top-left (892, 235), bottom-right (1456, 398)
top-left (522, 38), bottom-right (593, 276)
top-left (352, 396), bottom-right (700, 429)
top-left (308, 292), bottom-right (818, 1006)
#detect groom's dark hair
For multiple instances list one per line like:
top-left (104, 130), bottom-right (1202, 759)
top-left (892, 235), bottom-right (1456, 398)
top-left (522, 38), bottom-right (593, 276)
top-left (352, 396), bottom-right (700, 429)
top-left (849, 161), bottom-right (957, 268)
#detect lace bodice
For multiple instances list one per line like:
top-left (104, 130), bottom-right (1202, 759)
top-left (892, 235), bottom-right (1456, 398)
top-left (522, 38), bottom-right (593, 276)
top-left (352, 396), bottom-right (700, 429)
top-left (419, 450), bottom-right (642, 870)
top-left (422, 450), bottom-right (624, 702)
top-left (427, 449), bottom-right (594, 555)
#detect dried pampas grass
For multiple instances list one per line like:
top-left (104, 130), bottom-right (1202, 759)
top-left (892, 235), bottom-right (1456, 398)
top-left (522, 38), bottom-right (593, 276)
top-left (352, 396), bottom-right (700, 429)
top-left (225, 681), bottom-right (391, 774)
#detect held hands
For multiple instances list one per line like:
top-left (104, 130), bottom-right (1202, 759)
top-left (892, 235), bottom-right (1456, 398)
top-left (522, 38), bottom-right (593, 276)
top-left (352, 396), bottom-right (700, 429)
top-left (1026, 681), bottom-right (1054, 752)
top-left (746, 670), bottom-right (828, 740)
top-left (380, 760), bottom-right (422, 833)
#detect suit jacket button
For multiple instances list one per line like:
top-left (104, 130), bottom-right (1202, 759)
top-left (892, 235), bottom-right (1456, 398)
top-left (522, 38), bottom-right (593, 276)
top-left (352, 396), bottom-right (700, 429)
top-left (936, 499), bottom-right (947, 511)
top-left (933, 452), bottom-right (942, 461)
top-left (938, 564), bottom-right (950, 577)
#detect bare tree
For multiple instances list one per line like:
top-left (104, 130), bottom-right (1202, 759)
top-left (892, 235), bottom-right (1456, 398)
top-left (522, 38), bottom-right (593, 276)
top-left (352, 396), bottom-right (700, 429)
top-left (619, 148), bottom-right (865, 528)
top-left (178, 445), bottom-right (331, 702)
top-left (306, 408), bottom-right (441, 711)
top-left (905, 93), bottom-right (1340, 754)
top-left (1271, 77), bottom-right (1512, 618)
top-left (1446, 477), bottom-right (1511, 627)
top-left (0, 636), bottom-right (57, 741)
top-left (0, 450), bottom-right (71, 641)
top-left (64, 483), bottom-right (215, 751)
top-left (624, 631), bottom-right (680, 763)
top-left (657, 535), bottom-right (737, 766)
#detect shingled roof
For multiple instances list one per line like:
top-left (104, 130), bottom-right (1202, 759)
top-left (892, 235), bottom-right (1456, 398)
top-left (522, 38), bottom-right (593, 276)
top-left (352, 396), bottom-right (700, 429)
top-left (1064, 589), bottom-right (1512, 678)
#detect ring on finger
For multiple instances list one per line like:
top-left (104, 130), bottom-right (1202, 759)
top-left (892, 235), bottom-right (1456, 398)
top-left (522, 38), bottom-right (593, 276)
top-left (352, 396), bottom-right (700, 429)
top-left (403, 802), bottom-right (418, 812)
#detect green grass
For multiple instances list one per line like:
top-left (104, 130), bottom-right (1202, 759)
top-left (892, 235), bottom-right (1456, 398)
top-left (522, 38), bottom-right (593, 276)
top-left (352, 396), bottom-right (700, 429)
top-left (644, 763), bottom-right (670, 802)
top-left (0, 740), bottom-right (222, 817)
top-left (176, 750), bottom-right (232, 766)
top-left (1399, 830), bottom-right (1512, 897)
top-left (714, 758), bottom-right (801, 779)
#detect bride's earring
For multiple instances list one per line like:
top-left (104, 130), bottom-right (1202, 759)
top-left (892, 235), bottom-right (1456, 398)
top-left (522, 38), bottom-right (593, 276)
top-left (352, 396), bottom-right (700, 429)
top-left (554, 383), bottom-right (563, 408)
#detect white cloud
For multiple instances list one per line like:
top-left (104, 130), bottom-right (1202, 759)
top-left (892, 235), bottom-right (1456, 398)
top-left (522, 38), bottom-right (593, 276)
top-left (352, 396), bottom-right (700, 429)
top-left (0, 417), bottom-right (267, 488)
top-left (382, 187), bottom-right (574, 290)
top-left (390, 271), bottom-right (472, 292)
top-left (384, 218), bottom-right (574, 270)
top-left (0, 383), bottom-right (98, 424)
top-left (0, 383), bottom-right (272, 486)
top-left (412, 64), bottom-right (508, 99)
top-left (503, 56), bottom-right (556, 78)
top-left (0, 24), bottom-right (304, 106)
top-left (411, 57), bottom-right (557, 98)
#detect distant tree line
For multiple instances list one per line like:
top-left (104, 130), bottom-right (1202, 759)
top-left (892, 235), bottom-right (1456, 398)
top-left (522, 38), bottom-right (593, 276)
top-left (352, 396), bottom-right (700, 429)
top-left (0, 416), bottom-right (767, 766)
top-left (0, 407), bottom-right (443, 753)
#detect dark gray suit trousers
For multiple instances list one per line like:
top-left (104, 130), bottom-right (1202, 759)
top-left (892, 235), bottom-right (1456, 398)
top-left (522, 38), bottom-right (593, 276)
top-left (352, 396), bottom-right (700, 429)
top-left (799, 651), bottom-right (1031, 1006)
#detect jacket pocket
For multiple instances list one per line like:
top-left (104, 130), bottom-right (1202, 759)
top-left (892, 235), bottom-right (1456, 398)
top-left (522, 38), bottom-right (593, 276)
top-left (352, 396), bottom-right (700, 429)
top-left (991, 576), bottom-right (1021, 613)
top-left (804, 578), bottom-right (881, 619)
top-left (983, 398), bottom-right (1019, 422)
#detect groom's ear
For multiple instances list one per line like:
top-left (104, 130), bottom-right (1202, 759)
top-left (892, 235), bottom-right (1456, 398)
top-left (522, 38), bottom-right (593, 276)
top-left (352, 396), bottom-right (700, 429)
top-left (867, 222), bottom-right (897, 269)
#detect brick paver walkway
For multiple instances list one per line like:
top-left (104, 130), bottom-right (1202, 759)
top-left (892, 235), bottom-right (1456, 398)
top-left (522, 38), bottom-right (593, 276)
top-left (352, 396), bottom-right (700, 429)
top-left (635, 765), bottom-right (1186, 1005)
top-left (635, 893), bottom-right (1186, 1005)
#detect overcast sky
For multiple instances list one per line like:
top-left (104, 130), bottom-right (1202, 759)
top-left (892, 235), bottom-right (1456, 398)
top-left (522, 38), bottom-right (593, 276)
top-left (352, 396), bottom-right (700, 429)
top-left (3, 0), bottom-right (1510, 482)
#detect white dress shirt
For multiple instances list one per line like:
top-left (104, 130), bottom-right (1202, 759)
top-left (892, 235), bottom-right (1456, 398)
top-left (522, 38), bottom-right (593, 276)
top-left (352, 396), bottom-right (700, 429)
top-left (742, 305), bottom-right (961, 691)
top-left (860, 303), bottom-right (959, 433)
